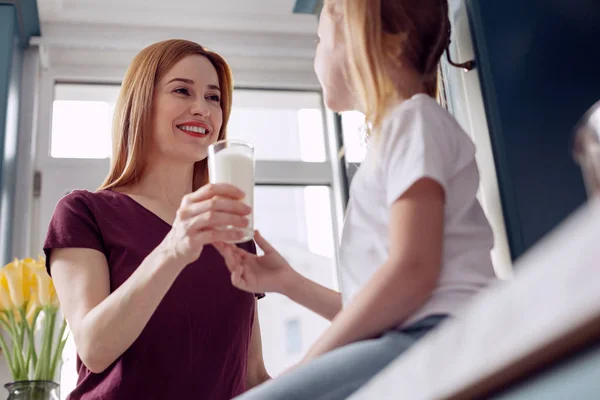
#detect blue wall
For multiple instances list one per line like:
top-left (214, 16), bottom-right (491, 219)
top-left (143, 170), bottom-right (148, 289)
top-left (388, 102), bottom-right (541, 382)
top-left (0, 1), bottom-right (40, 265)
top-left (0, 6), bottom-right (16, 163)
top-left (467, 0), bottom-right (600, 260)
top-left (0, 5), bottom-right (20, 266)
top-left (293, 0), bottom-right (322, 15)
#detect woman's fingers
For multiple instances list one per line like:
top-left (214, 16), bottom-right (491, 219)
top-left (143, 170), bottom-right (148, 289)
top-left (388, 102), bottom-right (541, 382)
top-left (178, 197), bottom-right (251, 219)
top-left (188, 211), bottom-right (249, 232)
top-left (192, 228), bottom-right (245, 246)
top-left (182, 183), bottom-right (246, 205)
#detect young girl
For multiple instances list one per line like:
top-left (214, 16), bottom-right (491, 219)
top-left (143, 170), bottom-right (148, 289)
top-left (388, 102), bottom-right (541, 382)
top-left (43, 40), bottom-right (269, 399)
top-left (215, 0), bottom-right (496, 398)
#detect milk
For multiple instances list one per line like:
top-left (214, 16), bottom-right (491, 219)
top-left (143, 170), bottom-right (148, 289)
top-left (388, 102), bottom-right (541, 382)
top-left (208, 145), bottom-right (254, 243)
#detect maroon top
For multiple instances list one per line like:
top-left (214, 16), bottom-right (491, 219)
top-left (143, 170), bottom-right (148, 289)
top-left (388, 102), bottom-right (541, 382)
top-left (43, 189), bottom-right (261, 400)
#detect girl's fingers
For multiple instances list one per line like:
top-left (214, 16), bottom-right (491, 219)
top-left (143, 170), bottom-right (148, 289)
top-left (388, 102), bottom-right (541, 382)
top-left (254, 230), bottom-right (276, 253)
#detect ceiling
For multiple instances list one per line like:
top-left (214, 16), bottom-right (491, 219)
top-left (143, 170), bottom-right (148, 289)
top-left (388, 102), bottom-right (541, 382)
top-left (37, 0), bottom-right (317, 34)
top-left (34, 0), bottom-right (320, 88)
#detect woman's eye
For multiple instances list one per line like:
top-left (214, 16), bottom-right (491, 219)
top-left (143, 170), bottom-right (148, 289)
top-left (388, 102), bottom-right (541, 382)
top-left (174, 88), bottom-right (190, 96)
top-left (207, 95), bottom-right (220, 102)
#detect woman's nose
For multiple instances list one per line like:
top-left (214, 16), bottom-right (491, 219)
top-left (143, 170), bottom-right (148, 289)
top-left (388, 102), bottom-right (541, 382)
top-left (190, 98), bottom-right (211, 117)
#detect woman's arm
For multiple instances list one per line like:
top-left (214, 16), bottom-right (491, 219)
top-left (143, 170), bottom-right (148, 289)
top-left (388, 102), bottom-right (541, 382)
top-left (302, 178), bottom-right (444, 361)
top-left (51, 183), bottom-right (251, 373)
top-left (51, 246), bottom-right (184, 373)
top-left (246, 302), bottom-right (271, 389)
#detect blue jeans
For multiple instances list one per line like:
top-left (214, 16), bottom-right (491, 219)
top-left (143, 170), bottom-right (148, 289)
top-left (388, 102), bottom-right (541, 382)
top-left (235, 315), bottom-right (447, 400)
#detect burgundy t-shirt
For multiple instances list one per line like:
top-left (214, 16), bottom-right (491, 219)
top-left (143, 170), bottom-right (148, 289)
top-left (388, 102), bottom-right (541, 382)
top-left (43, 189), bottom-right (261, 400)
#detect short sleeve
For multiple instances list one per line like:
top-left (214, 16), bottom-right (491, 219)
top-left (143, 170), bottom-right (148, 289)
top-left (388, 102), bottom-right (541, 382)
top-left (382, 102), bottom-right (452, 206)
top-left (43, 190), bottom-right (106, 275)
top-left (237, 238), bottom-right (265, 300)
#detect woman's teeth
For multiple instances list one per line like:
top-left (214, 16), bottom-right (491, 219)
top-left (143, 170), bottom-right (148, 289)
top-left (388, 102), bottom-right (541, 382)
top-left (178, 125), bottom-right (207, 134)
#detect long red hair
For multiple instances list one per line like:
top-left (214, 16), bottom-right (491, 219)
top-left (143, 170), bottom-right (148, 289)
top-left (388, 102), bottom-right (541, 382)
top-left (99, 39), bottom-right (234, 191)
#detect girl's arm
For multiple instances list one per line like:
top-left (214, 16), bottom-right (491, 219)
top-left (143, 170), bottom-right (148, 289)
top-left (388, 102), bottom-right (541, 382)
top-left (215, 232), bottom-right (342, 321)
top-left (279, 266), bottom-right (342, 321)
top-left (302, 178), bottom-right (444, 361)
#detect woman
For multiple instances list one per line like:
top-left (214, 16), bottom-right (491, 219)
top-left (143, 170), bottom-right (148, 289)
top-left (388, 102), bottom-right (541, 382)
top-left (216, 0), bottom-right (497, 399)
top-left (44, 39), bottom-right (269, 399)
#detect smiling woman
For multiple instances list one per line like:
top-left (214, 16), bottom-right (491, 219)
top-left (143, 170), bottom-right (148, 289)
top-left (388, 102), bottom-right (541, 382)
top-left (100, 40), bottom-right (232, 191)
top-left (42, 40), bottom-right (270, 400)
top-left (166, 78), bottom-right (220, 137)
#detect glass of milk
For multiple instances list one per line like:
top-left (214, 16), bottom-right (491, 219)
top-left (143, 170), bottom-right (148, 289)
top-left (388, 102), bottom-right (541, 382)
top-left (207, 139), bottom-right (255, 243)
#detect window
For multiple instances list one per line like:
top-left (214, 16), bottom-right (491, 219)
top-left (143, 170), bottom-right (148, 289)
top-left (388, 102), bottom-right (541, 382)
top-left (285, 319), bottom-right (302, 355)
top-left (50, 84), bottom-right (119, 159)
top-left (49, 85), bottom-right (329, 163)
top-left (228, 90), bottom-right (327, 162)
top-left (254, 185), bottom-right (336, 374)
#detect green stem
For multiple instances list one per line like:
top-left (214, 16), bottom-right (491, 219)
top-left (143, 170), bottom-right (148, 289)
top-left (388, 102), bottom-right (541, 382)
top-left (7, 311), bottom-right (25, 380)
top-left (28, 308), bottom-right (42, 370)
top-left (50, 317), bottom-right (68, 381)
top-left (46, 310), bottom-right (57, 380)
top-left (0, 315), bottom-right (12, 333)
top-left (18, 307), bottom-right (26, 349)
top-left (35, 308), bottom-right (57, 381)
top-left (18, 307), bottom-right (33, 377)
top-left (0, 332), bottom-right (17, 380)
top-left (33, 311), bottom-right (50, 380)
top-left (0, 312), bottom-right (20, 380)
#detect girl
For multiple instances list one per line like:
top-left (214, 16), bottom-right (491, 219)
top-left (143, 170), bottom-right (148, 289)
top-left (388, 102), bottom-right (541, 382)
top-left (215, 0), bottom-right (496, 399)
top-left (44, 40), bottom-right (269, 399)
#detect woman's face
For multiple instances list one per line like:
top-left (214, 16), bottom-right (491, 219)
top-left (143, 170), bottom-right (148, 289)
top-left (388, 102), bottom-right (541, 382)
top-left (314, 5), bottom-right (355, 112)
top-left (151, 55), bottom-right (223, 164)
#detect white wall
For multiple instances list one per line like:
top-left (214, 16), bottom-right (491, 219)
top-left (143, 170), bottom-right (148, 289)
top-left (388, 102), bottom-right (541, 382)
top-left (444, 0), bottom-right (513, 279)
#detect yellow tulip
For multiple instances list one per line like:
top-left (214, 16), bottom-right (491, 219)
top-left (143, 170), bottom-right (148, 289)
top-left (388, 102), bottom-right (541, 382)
top-left (36, 256), bottom-right (59, 307)
top-left (0, 269), bottom-right (14, 311)
top-left (25, 291), bottom-right (41, 326)
top-left (29, 261), bottom-right (56, 308)
top-left (1, 259), bottom-right (27, 309)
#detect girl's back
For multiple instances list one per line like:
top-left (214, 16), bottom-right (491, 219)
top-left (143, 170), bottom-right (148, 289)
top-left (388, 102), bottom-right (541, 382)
top-left (340, 93), bottom-right (496, 326)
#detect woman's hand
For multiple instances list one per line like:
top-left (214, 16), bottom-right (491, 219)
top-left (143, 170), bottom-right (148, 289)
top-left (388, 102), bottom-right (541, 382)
top-left (214, 231), bottom-right (298, 295)
top-left (160, 183), bottom-right (252, 266)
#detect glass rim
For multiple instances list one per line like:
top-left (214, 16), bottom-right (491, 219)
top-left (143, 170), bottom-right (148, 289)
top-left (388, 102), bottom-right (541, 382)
top-left (209, 138), bottom-right (254, 151)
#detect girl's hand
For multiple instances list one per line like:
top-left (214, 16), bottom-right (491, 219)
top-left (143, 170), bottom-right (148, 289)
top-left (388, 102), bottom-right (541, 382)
top-left (214, 231), bottom-right (299, 294)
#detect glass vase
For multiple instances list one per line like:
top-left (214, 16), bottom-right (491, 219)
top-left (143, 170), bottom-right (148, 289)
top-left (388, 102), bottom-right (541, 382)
top-left (4, 381), bottom-right (59, 400)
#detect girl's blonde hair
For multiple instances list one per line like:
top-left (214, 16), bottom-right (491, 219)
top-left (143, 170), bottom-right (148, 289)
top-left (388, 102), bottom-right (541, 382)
top-left (98, 39), bottom-right (234, 191)
top-left (326, 0), bottom-right (453, 133)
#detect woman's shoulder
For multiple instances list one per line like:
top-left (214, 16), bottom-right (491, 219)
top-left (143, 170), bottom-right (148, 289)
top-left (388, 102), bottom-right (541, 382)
top-left (52, 189), bottom-right (131, 226)
top-left (53, 189), bottom-right (95, 215)
top-left (58, 188), bottom-right (123, 208)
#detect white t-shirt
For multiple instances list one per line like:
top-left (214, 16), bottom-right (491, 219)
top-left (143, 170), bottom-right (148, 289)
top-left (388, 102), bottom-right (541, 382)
top-left (339, 93), bottom-right (497, 327)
